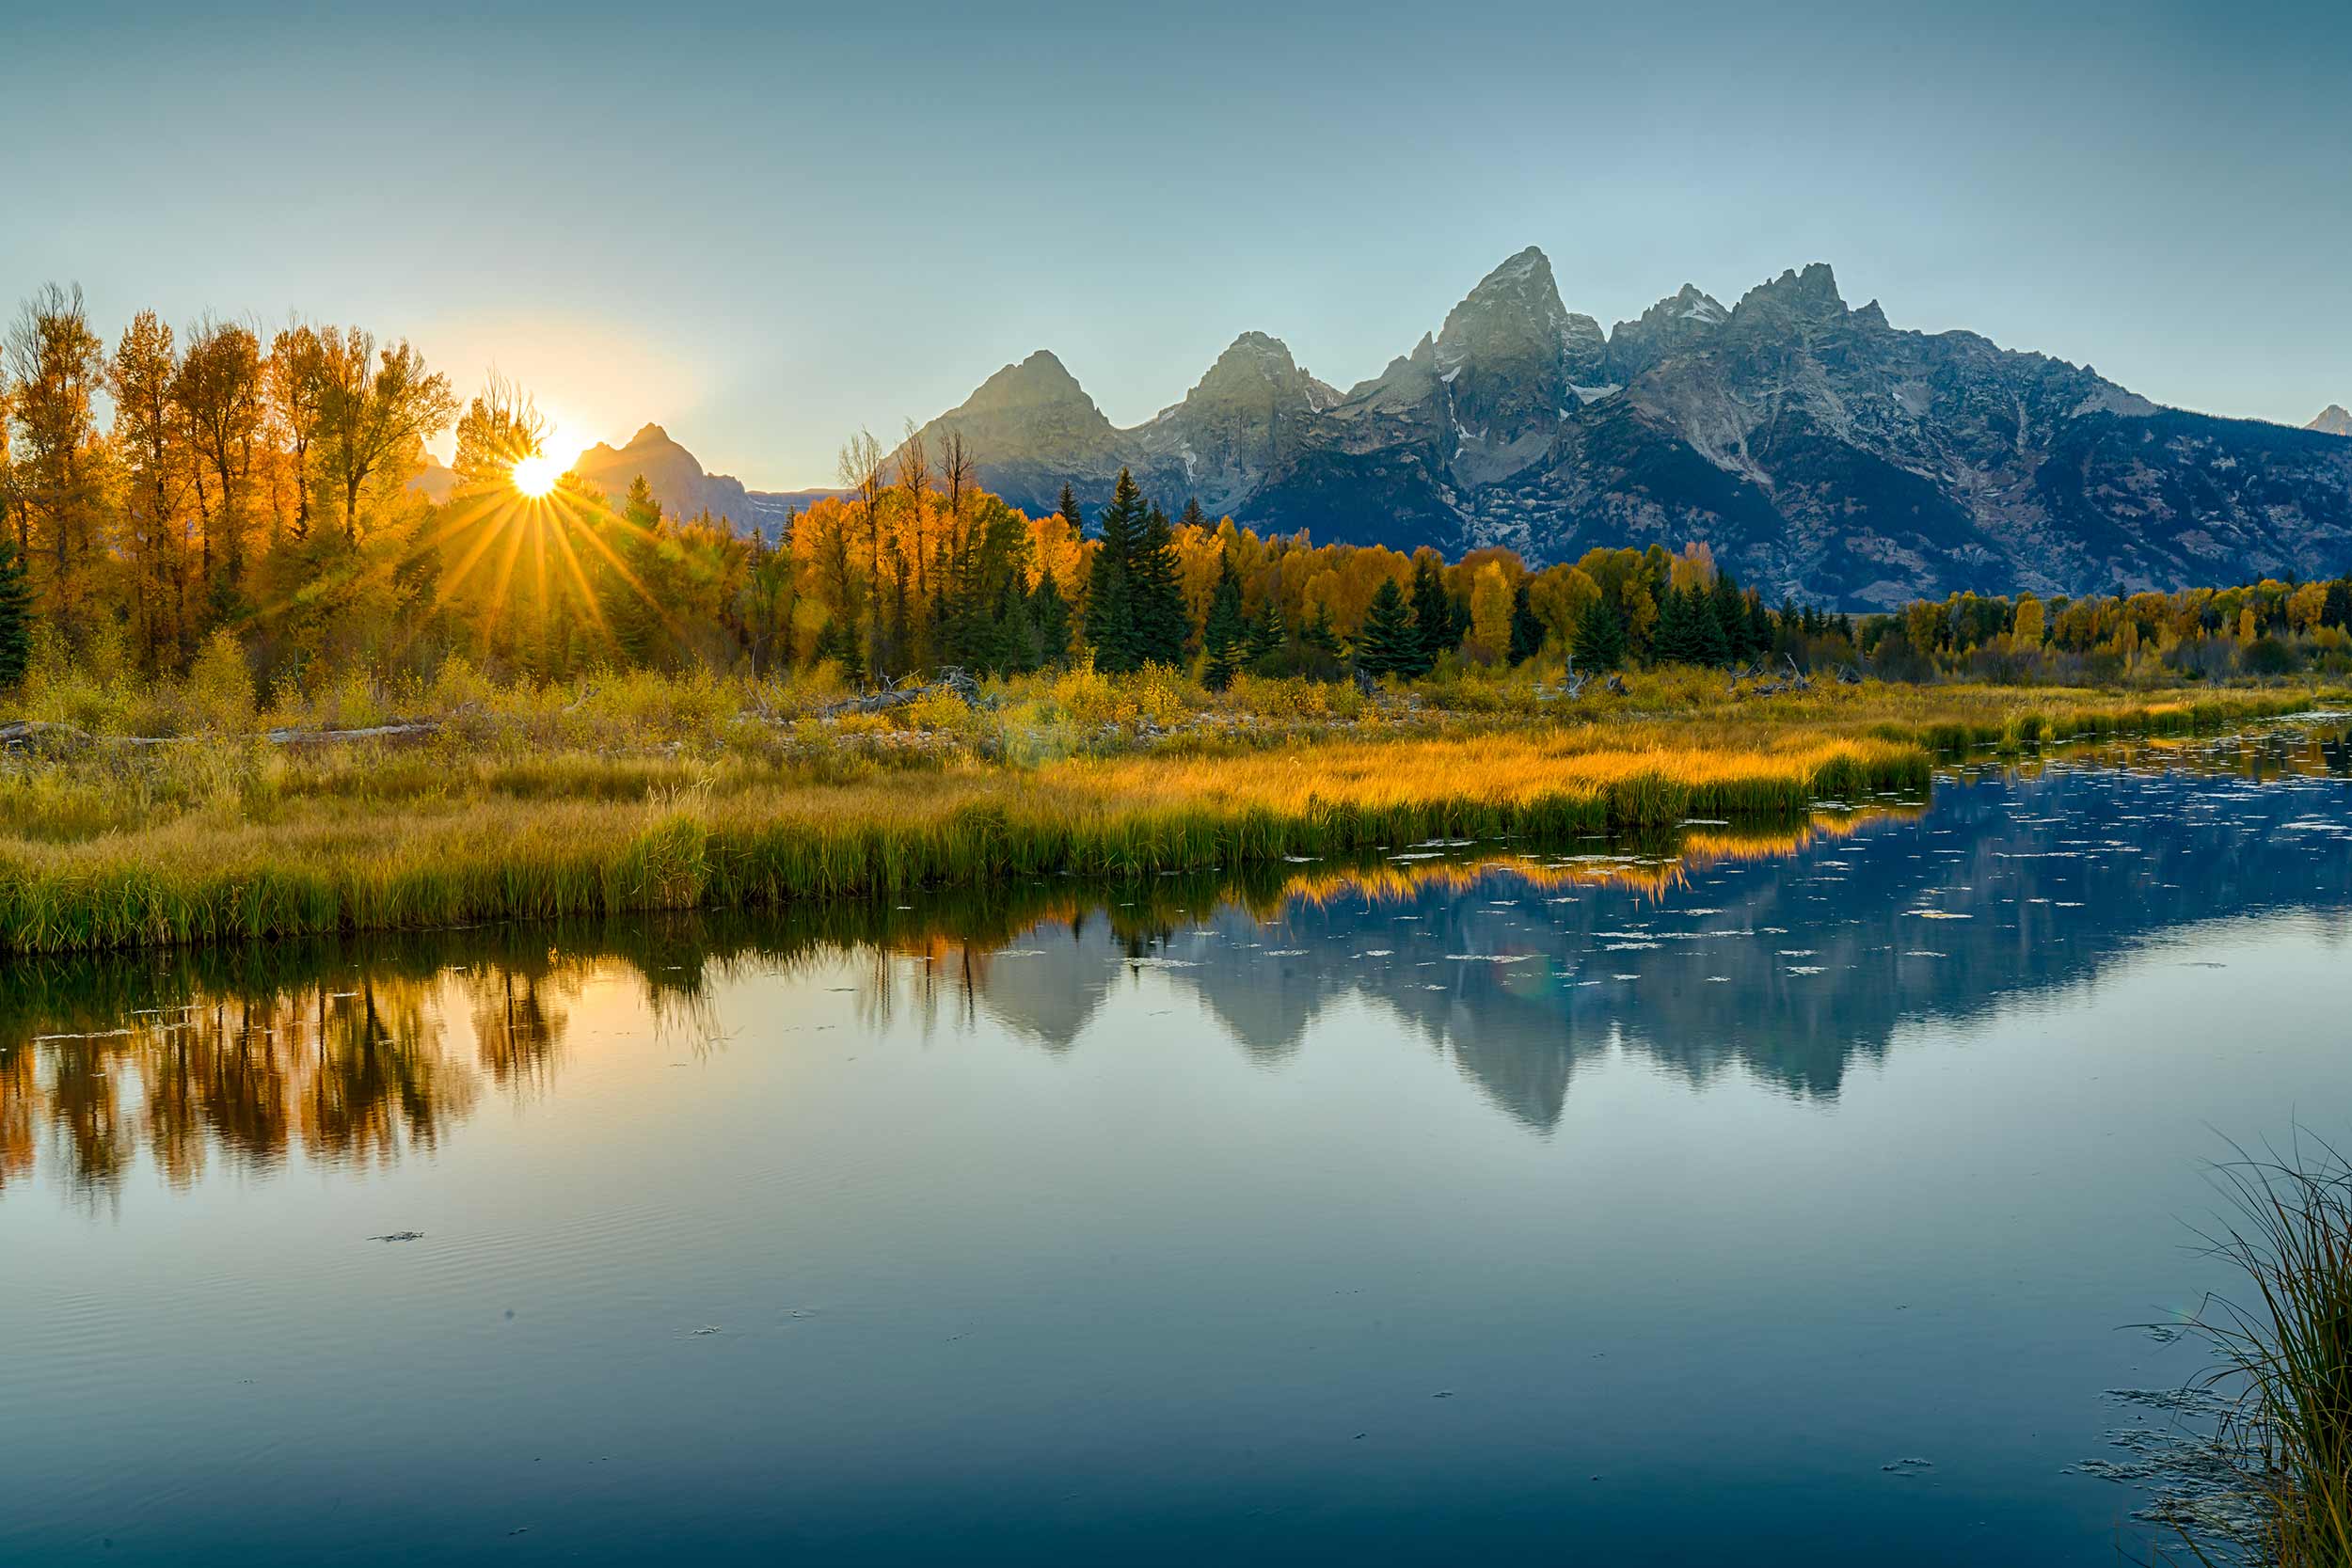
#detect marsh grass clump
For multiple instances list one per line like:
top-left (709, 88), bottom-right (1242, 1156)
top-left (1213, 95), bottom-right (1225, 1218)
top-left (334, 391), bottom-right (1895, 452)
top-left (2183, 1142), bottom-right (2352, 1567)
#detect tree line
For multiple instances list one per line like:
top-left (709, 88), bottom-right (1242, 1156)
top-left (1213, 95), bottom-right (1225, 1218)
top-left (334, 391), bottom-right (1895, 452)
top-left (6, 281), bottom-right (2349, 697)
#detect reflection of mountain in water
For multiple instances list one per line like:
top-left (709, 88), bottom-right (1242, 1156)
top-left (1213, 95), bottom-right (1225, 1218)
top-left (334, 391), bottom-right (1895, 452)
top-left (3, 731), bottom-right (2347, 1195)
top-left (956, 758), bottom-right (2352, 1129)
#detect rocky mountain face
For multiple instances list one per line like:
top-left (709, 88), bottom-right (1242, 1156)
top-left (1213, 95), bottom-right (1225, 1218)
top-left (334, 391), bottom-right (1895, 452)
top-left (2312, 404), bottom-right (2352, 437)
top-left (906, 249), bottom-right (2352, 605)
top-left (570, 423), bottom-right (837, 539)
top-left (405, 447), bottom-right (460, 504)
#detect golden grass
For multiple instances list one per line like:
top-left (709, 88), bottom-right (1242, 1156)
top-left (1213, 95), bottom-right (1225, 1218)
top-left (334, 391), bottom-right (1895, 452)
top-left (0, 725), bottom-right (1928, 954)
top-left (0, 666), bottom-right (2333, 956)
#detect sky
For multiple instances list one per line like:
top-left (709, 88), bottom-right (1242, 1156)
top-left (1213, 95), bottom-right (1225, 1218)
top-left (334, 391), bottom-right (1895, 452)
top-left (4, 0), bottom-right (2346, 488)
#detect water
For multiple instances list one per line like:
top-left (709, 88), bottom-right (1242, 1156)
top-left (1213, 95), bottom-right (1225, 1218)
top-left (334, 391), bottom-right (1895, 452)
top-left (5, 734), bottom-right (2351, 1565)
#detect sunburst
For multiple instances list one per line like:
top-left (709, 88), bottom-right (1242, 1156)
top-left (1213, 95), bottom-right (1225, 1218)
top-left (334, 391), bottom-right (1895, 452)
top-left (512, 451), bottom-right (566, 497)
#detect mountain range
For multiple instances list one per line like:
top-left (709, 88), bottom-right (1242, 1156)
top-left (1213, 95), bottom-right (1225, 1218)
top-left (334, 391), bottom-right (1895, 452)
top-left (896, 247), bottom-right (2352, 605)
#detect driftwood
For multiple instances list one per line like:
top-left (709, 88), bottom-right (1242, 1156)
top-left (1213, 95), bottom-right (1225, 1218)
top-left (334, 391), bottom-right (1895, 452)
top-left (816, 666), bottom-right (981, 719)
top-left (1743, 657), bottom-right (1816, 698)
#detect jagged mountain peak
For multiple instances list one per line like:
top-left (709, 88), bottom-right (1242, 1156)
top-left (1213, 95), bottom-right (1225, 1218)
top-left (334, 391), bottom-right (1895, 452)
top-left (1199, 330), bottom-right (1299, 384)
top-left (1182, 331), bottom-right (1342, 412)
top-left (1664, 282), bottom-right (1727, 324)
top-left (1438, 245), bottom-right (1577, 353)
top-left (1484, 244), bottom-right (1554, 286)
top-left (1426, 244), bottom-right (1610, 452)
top-left (1733, 261), bottom-right (1849, 322)
top-left (1607, 283), bottom-right (1731, 379)
top-left (1609, 283), bottom-right (1729, 338)
top-left (966, 349), bottom-right (1096, 409)
top-left (2310, 404), bottom-right (2352, 437)
top-left (898, 347), bottom-right (1119, 480)
top-left (572, 422), bottom-right (762, 531)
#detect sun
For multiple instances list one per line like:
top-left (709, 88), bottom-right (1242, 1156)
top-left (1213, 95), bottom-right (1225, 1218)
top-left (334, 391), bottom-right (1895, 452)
top-left (509, 425), bottom-right (589, 499)
top-left (511, 452), bottom-right (564, 497)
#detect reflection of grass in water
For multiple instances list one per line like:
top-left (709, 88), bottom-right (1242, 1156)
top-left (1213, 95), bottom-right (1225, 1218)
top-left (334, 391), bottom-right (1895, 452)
top-left (2177, 1140), bottom-right (2352, 1567)
top-left (1276, 804), bottom-right (1920, 908)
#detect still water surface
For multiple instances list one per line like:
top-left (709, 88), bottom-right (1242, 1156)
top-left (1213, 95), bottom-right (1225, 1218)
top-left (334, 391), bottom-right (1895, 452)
top-left (5, 734), bottom-right (2351, 1564)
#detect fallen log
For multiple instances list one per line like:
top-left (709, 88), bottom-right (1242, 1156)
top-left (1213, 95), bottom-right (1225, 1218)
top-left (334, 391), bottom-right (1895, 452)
top-left (1, 717), bottom-right (443, 753)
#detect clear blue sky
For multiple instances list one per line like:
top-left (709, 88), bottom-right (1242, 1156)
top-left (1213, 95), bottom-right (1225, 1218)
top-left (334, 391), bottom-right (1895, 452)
top-left (5, 0), bottom-right (2346, 486)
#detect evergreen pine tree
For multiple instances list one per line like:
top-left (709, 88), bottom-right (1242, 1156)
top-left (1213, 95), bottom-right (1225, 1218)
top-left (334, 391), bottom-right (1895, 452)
top-left (1696, 583), bottom-right (1733, 666)
top-left (1200, 551), bottom-right (1247, 690)
top-left (1651, 585), bottom-right (1701, 665)
top-left (991, 572), bottom-right (1038, 673)
top-left (1407, 557), bottom-right (1451, 674)
top-left (1244, 592), bottom-right (1286, 669)
top-left (1356, 578), bottom-right (1420, 677)
top-left (1057, 483), bottom-right (1085, 539)
top-left (0, 531), bottom-right (31, 690)
top-left (1570, 594), bottom-right (1624, 671)
top-left (1710, 573), bottom-right (1746, 662)
top-left (1301, 601), bottom-right (1343, 658)
top-left (815, 615), bottom-right (866, 681)
top-left (1086, 469), bottom-right (1145, 671)
top-left (1128, 501), bottom-right (1190, 667)
top-left (1031, 572), bottom-right (1073, 667)
top-left (1508, 578), bottom-right (1544, 665)
top-left (1179, 497), bottom-right (1207, 531)
top-left (884, 548), bottom-right (913, 677)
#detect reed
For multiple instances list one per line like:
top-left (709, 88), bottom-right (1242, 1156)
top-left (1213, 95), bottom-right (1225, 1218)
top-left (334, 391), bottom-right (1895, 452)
top-left (2185, 1142), bottom-right (2352, 1567)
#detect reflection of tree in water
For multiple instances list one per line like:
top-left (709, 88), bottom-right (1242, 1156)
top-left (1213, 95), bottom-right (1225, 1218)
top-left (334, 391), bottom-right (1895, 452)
top-left (300, 984), bottom-right (475, 1171)
top-left (4, 730), bottom-right (2344, 1196)
top-left (469, 972), bottom-right (565, 1092)
top-left (0, 1046), bottom-right (34, 1189)
top-left (0, 915), bottom-right (782, 1200)
top-left (0, 964), bottom-right (581, 1202)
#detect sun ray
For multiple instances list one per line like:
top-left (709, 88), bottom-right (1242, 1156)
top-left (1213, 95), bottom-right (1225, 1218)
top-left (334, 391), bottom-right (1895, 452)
top-left (543, 506), bottom-right (612, 639)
